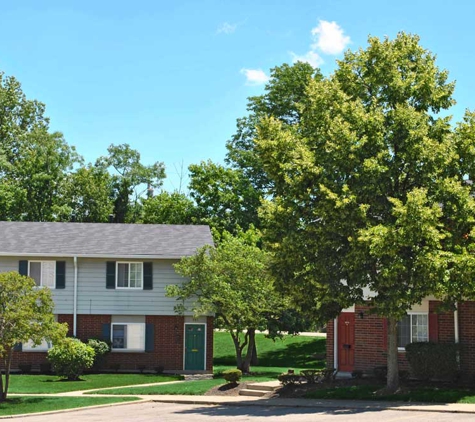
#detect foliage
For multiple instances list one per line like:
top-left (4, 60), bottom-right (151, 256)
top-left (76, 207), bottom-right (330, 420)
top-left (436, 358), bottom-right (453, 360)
top-left (86, 339), bottom-right (110, 369)
top-left (142, 191), bottom-right (197, 224)
top-left (96, 143), bottom-right (165, 223)
top-left (222, 369), bottom-right (242, 384)
top-left (47, 338), bottom-right (95, 381)
top-left (0, 272), bottom-right (67, 401)
top-left (64, 165), bottom-right (114, 222)
top-left (188, 161), bottom-right (260, 233)
top-left (168, 229), bottom-right (282, 373)
top-left (255, 32), bottom-right (475, 392)
top-left (278, 372), bottom-right (301, 386)
top-left (405, 342), bottom-right (459, 381)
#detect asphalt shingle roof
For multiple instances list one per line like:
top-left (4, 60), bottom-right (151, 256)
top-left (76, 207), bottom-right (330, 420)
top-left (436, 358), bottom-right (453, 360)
top-left (0, 222), bottom-right (213, 258)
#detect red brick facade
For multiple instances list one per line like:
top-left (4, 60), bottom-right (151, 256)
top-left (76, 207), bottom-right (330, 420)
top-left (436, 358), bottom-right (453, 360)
top-left (11, 314), bottom-right (214, 373)
top-left (327, 301), bottom-right (463, 374)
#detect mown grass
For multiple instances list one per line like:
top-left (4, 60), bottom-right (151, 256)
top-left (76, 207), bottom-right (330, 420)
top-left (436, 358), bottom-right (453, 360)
top-left (0, 396), bottom-right (140, 416)
top-left (8, 373), bottom-right (182, 394)
top-left (305, 384), bottom-right (475, 403)
top-left (90, 375), bottom-right (276, 395)
top-left (213, 331), bottom-right (326, 369)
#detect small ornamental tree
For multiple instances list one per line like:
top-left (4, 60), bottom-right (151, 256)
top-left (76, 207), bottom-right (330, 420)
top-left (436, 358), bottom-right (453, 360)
top-left (167, 229), bottom-right (282, 373)
top-left (0, 272), bottom-right (67, 401)
top-left (48, 338), bottom-right (95, 381)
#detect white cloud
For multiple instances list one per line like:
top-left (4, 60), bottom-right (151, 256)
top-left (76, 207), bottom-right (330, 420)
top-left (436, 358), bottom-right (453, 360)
top-left (240, 68), bottom-right (269, 85)
top-left (217, 22), bottom-right (237, 34)
top-left (311, 20), bottom-right (350, 55)
top-left (290, 50), bottom-right (324, 68)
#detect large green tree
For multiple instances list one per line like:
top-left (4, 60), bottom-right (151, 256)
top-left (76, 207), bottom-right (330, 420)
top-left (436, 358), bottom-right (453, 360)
top-left (96, 144), bottom-right (166, 223)
top-left (0, 73), bottom-right (79, 221)
top-left (0, 272), bottom-right (67, 400)
top-left (142, 191), bottom-right (197, 225)
top-left (167, 230), bottom-right (282, 373)
top-left (256, 33), bottom-right (475, 392)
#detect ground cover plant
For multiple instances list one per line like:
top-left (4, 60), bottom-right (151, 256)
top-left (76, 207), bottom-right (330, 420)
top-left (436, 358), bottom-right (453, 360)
top-left (0, 396), bottom-right (140, 416)
top-left (8, 373), bottom-right (182, 394)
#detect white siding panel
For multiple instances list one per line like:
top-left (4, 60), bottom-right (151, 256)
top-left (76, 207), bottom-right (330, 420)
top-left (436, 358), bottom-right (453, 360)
top-left (0, 256), bottom-right (74, 315)
top-left (76, 258), bottom-right (184, 315)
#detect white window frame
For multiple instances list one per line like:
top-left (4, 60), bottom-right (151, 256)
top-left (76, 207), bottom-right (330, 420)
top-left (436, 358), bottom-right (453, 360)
top-left (115, 262), bottom-right (143, 289)
top-left (397, 312), bottom-right (429, 351)
top-left (28, 260), bottom-right (56, 289)
top-left (22, 315), bottom-right (58, 352)
top-left (111, 322), bottom-right (146, 352)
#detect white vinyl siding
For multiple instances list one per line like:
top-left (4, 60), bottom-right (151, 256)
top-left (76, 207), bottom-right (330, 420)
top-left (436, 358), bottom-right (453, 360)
top-left (29, 261), bottom-right (55, 288)
top-left (0, 257), bottom-right (73, 314)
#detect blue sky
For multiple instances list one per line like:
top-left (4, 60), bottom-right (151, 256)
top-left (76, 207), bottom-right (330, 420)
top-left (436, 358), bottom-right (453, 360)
top-left (1, 1), bottom-right (475, 191)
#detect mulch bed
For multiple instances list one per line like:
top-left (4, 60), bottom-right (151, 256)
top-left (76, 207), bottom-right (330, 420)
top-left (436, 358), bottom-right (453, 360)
top-left (204, 382), bottom-right (254, 396)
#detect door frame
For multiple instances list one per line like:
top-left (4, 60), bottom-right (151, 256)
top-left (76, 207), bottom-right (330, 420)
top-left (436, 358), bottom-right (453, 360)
top-left (183, 322), bottom-right (207, 371)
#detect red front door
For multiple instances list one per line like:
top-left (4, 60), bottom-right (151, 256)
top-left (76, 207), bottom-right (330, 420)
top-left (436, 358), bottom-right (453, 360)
top-left (338, 313), bottom-right (355, 372)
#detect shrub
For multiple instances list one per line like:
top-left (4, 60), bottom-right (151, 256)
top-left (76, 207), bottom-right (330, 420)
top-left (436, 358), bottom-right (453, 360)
top-left (87, 338), bottom-right (110, 370)
top-left (300, 369), bottom-right (320, 384)
top-left (278, 372), bottom-right (301, 386)
top-left (18, 364), bottom-right (32, 374)
top-left (155, 365), bottom-right (165, 374)
top-left (223, 369), bottom-right (242, 384)
top-left (351, 370), bottom-right (363, 379)
top-left (48, 338), bottom-right (95, 380)
top-left (39, 362), bottom-right (52, 374)
top-left (405, 342), bottom-right (459, 381)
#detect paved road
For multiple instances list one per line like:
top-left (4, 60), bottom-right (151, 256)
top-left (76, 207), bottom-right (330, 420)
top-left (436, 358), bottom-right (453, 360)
top-left (16, 401), bottom-right (475, 422)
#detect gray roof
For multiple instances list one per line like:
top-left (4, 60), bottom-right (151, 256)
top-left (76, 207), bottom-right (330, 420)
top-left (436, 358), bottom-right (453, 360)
top-left (0, 222), bottom-right (213, 258)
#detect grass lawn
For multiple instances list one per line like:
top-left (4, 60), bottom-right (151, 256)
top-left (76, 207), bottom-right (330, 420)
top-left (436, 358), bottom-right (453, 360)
top-left (0, 396), bottom-right (140, 416)
top-left (213, 331), bottom-right (326, 369)
top-left (91, 376), bottom-right (276, 395)
top-left (305, 384), bottom-right (475, 404)
top-left (8, 374), bottom-right (182, 394)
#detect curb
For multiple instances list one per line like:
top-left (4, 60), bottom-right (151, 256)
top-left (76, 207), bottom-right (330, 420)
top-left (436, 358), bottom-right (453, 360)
top-left (0, 397), bottom-right (147, 419)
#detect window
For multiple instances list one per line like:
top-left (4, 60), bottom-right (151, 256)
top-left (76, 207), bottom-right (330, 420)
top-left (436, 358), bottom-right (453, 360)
top-left (397, 313), bottom-right (428, 349)
top-left (29, 261), bottom-right (55, 288)
top-left (111, 323), bottom-right (145, 351)
top-left (22, 339), bottom-right (53, 352)
top-left (116, 262), bottom-right (143, 289)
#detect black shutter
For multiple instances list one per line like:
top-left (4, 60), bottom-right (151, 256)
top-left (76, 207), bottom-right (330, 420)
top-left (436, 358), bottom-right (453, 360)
top-left (13, 343), bottom-right (22, 352)
top-left (143, 262), bottom-right (153, 290)
top-left (145, 323), bottom-right (154, 352)
top-left (56, 261), bottom-right (66, 289)
top-left (106, 262), bottom-right (116, 289)
top-left (101, 323), bottom-right (111, 342)
top-left (19, 260), bottom-right (28, 276)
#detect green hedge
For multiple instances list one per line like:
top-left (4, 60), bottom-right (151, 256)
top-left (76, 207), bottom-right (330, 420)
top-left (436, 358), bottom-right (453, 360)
top-left (405, 342), bottom-right (459, 381)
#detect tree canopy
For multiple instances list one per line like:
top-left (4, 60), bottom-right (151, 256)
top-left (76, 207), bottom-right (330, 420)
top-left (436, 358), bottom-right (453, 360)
top-left (255, 33), bottom-right (475, 392)
top-left (0, 272), bottom-right (67, 400)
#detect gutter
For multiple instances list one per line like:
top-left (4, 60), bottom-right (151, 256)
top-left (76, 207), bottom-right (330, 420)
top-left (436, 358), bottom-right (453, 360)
top-left (454, 302), bottom-right (459, 343)
top-left (0, 252), bottom-right (186, 259)
top-left (73, 256), bottom-right (78, 337)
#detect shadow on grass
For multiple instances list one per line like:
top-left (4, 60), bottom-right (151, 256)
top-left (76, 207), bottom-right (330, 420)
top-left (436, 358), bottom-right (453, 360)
top-left (214, 337), bottom-right (326, 368)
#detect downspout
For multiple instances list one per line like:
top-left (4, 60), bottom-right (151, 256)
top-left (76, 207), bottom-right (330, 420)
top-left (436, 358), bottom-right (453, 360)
top-left (454, 302), bottom-right (459, 344)
top-left (333, 317), bottom-right (338, 371)
top-left (73, 256), bottom-right (78, 337)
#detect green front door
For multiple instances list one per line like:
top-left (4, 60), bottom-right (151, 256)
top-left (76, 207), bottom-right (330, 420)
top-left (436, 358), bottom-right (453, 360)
top-left (184, 324), bottom-right (205, 371)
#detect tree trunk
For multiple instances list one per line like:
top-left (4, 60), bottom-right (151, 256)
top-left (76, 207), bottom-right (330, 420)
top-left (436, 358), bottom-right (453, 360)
top-left (0, 357), bottom-right (4, 402)
top-left (386, 316), bottom-right (400, 393)
top-left (230, 332), bottom-right (244, 370)
top-left (240, 329), bottom-right (255, 374)
top-left (251, 341), bottom-right (258, 365)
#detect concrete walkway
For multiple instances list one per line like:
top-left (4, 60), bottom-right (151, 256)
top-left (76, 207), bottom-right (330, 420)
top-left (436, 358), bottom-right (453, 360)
top-left (8, 379), bottom-right (475, 415)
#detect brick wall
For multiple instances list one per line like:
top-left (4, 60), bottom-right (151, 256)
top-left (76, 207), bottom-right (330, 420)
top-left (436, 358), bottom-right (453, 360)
top-left (10, 314), bottom-right (214, 373)
top-left (458, 302), bottom-right (475, 374)
top-left (326, 319), bottom-right (334, 369)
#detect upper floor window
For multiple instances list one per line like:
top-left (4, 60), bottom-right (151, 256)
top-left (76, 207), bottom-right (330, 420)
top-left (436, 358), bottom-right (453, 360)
top-left (29, 261), bottom-right (56, 289)
top-left (397, 313), bottom-right (428, 349)
top-left (116, 262), bottom-right (143, 289)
